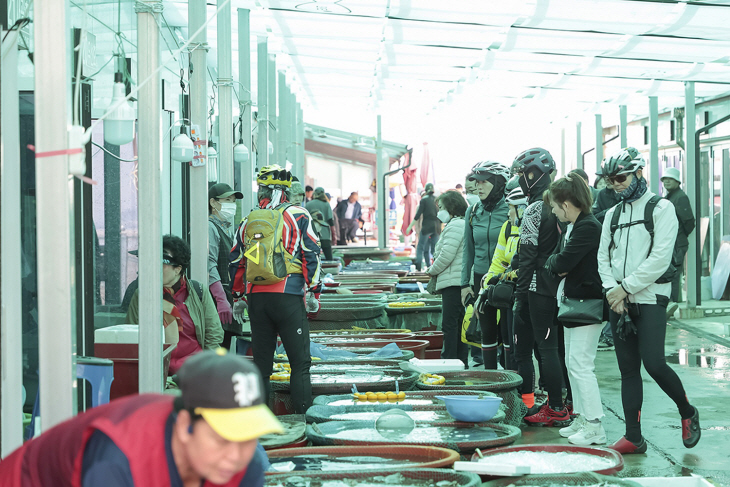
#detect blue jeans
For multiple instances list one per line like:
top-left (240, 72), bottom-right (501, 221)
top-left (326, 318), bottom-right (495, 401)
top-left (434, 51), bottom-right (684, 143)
top-left (415, 232), bottom-right (438, 271)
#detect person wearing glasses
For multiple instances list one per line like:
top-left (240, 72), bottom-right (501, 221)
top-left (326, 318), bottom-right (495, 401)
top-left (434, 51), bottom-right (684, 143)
top-left (597, 148), bottom-right (700, 454)
top-left (460, 162), bottom-right (511, 367)
top-left (126, 235), bottom-right (224, 375)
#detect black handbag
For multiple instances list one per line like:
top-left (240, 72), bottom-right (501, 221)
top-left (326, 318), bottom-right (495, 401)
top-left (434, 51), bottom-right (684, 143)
top-left (486, 280), bottom-right (516, 309)
top-left (557, 295), bottom-right (604, 324)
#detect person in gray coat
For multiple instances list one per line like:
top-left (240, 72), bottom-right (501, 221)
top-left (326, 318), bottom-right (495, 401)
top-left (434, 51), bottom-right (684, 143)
top-left (427, 190), bottom-right (468, 366)
top-left (461, 161), bottom-right (511, 366)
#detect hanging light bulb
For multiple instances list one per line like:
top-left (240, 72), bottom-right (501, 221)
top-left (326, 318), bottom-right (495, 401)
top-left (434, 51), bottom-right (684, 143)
top-left (234, 137), bottom-right (250, 163)
top-left (207, 141), bottom-right (218, 182)
top-left (104, 72), bottom-right (136, 146)
top-left (171, 125), bottom-right (194, 162)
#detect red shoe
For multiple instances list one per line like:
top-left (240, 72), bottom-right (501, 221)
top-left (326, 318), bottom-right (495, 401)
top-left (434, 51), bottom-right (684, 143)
top-left (609, 436), bottom-right (647, 454)
top-left (682, 406), bottom-right (701, 448)
top-left (524, 404), bottom-right (570, 426)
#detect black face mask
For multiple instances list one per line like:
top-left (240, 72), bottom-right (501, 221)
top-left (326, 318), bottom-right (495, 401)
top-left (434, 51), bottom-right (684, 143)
top-left (519, 169), bottom-right (549, 201)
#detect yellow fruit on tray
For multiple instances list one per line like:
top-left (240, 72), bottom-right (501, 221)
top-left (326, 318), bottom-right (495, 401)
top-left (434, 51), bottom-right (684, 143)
top-left (386, 392), bottom-right (397, 400)
top-left (376, 393), bottom-right (387, 401)
top-left (352, 393), bottom-right (367, 401)
top-left (397, 391), bottom-right (406, 399)
top-left (311, 356), bottom-right (321, 361)
top-left (366, 392), bottom-right (377, 401)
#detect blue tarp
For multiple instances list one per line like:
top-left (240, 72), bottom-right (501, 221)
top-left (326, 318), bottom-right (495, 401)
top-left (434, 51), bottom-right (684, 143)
top-left (276, 342), bottom-right (404, 360)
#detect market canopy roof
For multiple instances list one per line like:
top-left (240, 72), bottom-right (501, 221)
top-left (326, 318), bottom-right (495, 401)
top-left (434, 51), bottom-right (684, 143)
top-left (73, 0), bottom-right (730, 133)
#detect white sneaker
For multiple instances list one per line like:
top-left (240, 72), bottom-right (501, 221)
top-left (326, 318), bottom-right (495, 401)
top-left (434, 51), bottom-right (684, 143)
top-left (569, 420), bottom-right (607, 445)
top-left (559, 415), bottom-right (585, 438)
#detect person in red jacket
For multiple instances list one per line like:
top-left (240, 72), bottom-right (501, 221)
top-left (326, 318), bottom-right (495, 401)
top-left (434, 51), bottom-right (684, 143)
top-left (0, 350), bottom-right (282, 487)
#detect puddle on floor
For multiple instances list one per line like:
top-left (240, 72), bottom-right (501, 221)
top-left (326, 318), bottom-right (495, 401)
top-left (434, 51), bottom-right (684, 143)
top-left (665, 345), bottom-right (730, 369)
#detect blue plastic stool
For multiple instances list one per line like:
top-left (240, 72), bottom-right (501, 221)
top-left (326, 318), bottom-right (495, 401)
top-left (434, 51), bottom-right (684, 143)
top-left (26, 357), bottom-right (114, 440)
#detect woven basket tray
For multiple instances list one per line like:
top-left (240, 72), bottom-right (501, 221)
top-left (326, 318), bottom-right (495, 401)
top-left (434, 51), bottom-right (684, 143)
top-left (415, 370), bottom-right (522, 391)
top-left (270, 369), bottom-right (419, 394)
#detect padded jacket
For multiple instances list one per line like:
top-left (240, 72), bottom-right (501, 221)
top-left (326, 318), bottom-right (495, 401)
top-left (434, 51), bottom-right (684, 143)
top-left (485, 220), bottom-right (520, 283)
top-left (597, 191), bottom-right (678, 304)
top-left (427, 217), bottom-right (465, 291)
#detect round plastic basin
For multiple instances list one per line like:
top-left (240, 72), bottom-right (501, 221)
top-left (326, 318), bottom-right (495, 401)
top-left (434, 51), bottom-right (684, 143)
top-left (266, 445), bottom-right (460, 474)
top-left (469, 444), bottom-right (624, 478)
top-left (436, 395), bottom-right (503, 422)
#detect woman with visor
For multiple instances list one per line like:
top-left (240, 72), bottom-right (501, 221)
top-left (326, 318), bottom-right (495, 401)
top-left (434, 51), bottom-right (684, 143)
top-left (461, 161), bottom-right (511, 367)
top-left (126, 235), bottom-right (224, 375)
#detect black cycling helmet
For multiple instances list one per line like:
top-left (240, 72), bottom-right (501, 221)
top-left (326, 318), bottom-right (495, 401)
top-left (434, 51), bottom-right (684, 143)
top-left (505, 175), bottom-right (520, 194)
top-left (513, 147), bottom-right (555, 175)
top-left (602, 147), bottom-right (644, 177)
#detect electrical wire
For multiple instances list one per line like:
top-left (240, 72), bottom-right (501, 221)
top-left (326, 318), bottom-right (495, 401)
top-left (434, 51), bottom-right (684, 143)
top-left (92, 142), bottom-right (138, 162)
top-left (82, 0), bottom-right (235, 142)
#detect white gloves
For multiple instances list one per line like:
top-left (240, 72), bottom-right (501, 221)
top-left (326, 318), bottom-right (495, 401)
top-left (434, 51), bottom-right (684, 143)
top-left (232, 299), bottom-right (248, 325)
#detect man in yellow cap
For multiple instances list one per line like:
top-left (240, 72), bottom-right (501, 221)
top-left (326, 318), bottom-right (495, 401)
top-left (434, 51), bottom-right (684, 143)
top-left (0, 350), bottom-right (282, 486)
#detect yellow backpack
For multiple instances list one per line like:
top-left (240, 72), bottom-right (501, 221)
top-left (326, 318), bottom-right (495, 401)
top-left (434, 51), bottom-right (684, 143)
top-left (243, 204), bottom-right (302, 285)
top-left (461, 304), bottom-right (481, 347)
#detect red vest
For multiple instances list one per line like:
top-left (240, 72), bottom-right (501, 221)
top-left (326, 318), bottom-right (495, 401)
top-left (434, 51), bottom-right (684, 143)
top-left (0, 394), bottom-right (247, 487)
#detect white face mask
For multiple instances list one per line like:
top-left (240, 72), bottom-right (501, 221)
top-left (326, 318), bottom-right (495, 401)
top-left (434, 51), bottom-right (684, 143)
top-left (217, 202), bottom-right (237, 222)
top-left (437, 209), bottom-right (451, 223)
top-left (466, 194), bottom-right (480, 206)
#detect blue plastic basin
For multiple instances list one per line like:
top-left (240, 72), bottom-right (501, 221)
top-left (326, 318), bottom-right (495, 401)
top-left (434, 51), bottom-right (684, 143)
top-left (435, 395), bottom-right (503, 422)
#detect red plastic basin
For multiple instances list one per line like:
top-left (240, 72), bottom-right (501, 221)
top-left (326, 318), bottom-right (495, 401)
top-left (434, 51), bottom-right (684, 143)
top-left (266, 445), bottom-right (460, 474)
top-left (412, 331), bottom-right (444, 350)
top-left (469, 444), bottom-right (624, 479)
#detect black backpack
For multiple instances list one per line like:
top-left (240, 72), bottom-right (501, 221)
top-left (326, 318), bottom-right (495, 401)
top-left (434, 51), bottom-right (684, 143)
top-left (608, 195), bottom-right (677, 284)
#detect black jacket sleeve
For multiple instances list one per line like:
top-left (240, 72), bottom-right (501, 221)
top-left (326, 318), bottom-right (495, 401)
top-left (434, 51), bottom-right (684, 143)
top-left (516, 203), bottom-right (541, 297)
top-left (675, 193), bottom-right (696, 237)
top-left (545, 218), bottom-right (599, 275)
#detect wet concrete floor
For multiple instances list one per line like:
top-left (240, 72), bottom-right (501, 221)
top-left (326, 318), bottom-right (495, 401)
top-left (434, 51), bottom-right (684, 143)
top-left (511, 315), bottom-right (730, 486)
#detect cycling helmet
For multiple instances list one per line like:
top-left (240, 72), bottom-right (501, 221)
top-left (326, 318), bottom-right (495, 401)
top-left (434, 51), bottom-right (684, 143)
top-left (505, 175), bottom-right (520, 193)
top-left (602, 147), bottom-right (645, 177)
top-left (505, 187), bottom-right (528, 207)
top-left (256, 164), bottom-right (292, 188)
top-left (510, 159), bottom-right (522, 176)
top-left (512, 147), bottom-right (555, 175)
top-left (470, 161), bottom-right (510, 182)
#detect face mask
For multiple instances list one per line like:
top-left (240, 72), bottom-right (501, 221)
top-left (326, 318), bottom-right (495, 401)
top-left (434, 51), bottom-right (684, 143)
top-left (218, 202), bottom-right (237, 222)
top-left (513, 205), bottom-right (526, 227)
top-left (466, 194), bottom-right (480, 206)
top-left (437, 209), bottom-right (451, 223)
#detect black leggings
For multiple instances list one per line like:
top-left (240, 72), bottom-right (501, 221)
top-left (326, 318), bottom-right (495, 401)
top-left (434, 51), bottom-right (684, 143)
top-left (440, 286), bottom-right (468, 366)
top-left (248, 293), bottom-right (312, 414)
top-left (609, 303), bottom-right (693, 442)
top-left (514, 292), bottom-right (564, 410)
top-left (480, 304), bottom-right (503, 369)
top-left (320, 240), bottom-right (333, 261)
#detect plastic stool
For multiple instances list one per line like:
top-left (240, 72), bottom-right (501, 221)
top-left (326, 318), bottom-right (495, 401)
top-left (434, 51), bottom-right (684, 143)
top-left (76, 356), bottom-right (114, 408)
top-left (26, 357), bottom-right (114, 440)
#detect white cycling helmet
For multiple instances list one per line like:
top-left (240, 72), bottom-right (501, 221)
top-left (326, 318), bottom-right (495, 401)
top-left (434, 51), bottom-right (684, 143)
top-left (505, 187), bottom-right (528, 207)
top-left (470, 161), bottom-right (511, 183)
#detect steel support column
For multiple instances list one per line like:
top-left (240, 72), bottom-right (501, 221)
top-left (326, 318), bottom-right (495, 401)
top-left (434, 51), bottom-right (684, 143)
top-left (217, 0), bottom-right (233, 185)
top-left (257, 37), bottom-right (270, 171)
top-left (297, 102), bottom-right (305, 178)
top-left (237, 9), bottom-right (254, 206)
top-left (685, 82), bottom-right (698, 308)
top-left (33, 0), bottom-right (76, 429)
top-left (1, 30), bottom-right (24, 454)
top-left (576, 121), bottom-right (582, 170)
top-left (619, 105), bottom-right (628, 147)
top-left (723, 150), bottom-right (730, 238)
top-left (649, 96), bottom-right (659, 194)
top-left (277, 71), bottom-right (289, 169)
top-left (377, 115), bottom-right (387, 248)
top-left (137, 0), bottom-right (163, 392)
top-left (595, 114), bottom-right (603, 174)
top-left (268, 55), bottom-right (277, 165)
top-left (560, 127), bottom-right (566, 176)
top-left (189, 0), bottom-right (209, 283)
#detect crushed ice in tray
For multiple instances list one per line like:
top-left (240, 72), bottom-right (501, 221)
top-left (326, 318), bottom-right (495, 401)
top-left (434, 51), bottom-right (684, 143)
top-left (477, 451), bottom-right (615, 473)
top-left (269, 455), bottom-right (414, 471)
top-left (268, 473), bottom-right (461, 487)
top-left (324, 425), bottom-right (501, 442)
top-left (330, 411), bottom-right (444, 422)
top-left (312, 374), bottom-right (396, 384)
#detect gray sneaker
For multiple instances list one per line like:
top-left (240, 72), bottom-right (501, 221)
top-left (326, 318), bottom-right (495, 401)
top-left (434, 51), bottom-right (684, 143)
top-left (597, 337), bottom-right (614, 351)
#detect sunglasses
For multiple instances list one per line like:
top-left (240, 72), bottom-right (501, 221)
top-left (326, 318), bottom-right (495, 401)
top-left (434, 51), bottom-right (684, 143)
top-left (607, 174), bottom-right (629, 184)
top-left (162, 254), bottom-right (180, 267)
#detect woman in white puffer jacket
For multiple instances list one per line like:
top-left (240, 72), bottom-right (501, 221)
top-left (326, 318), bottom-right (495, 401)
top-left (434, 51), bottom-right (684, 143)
top-left (427, 190), bottom-right (468, 366)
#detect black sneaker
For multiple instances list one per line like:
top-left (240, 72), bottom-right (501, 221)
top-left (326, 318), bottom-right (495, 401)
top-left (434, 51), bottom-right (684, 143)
top-left (682, 406), bottom-right (701, 448)
top-left (597, 337), bottom-right (614, 351)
